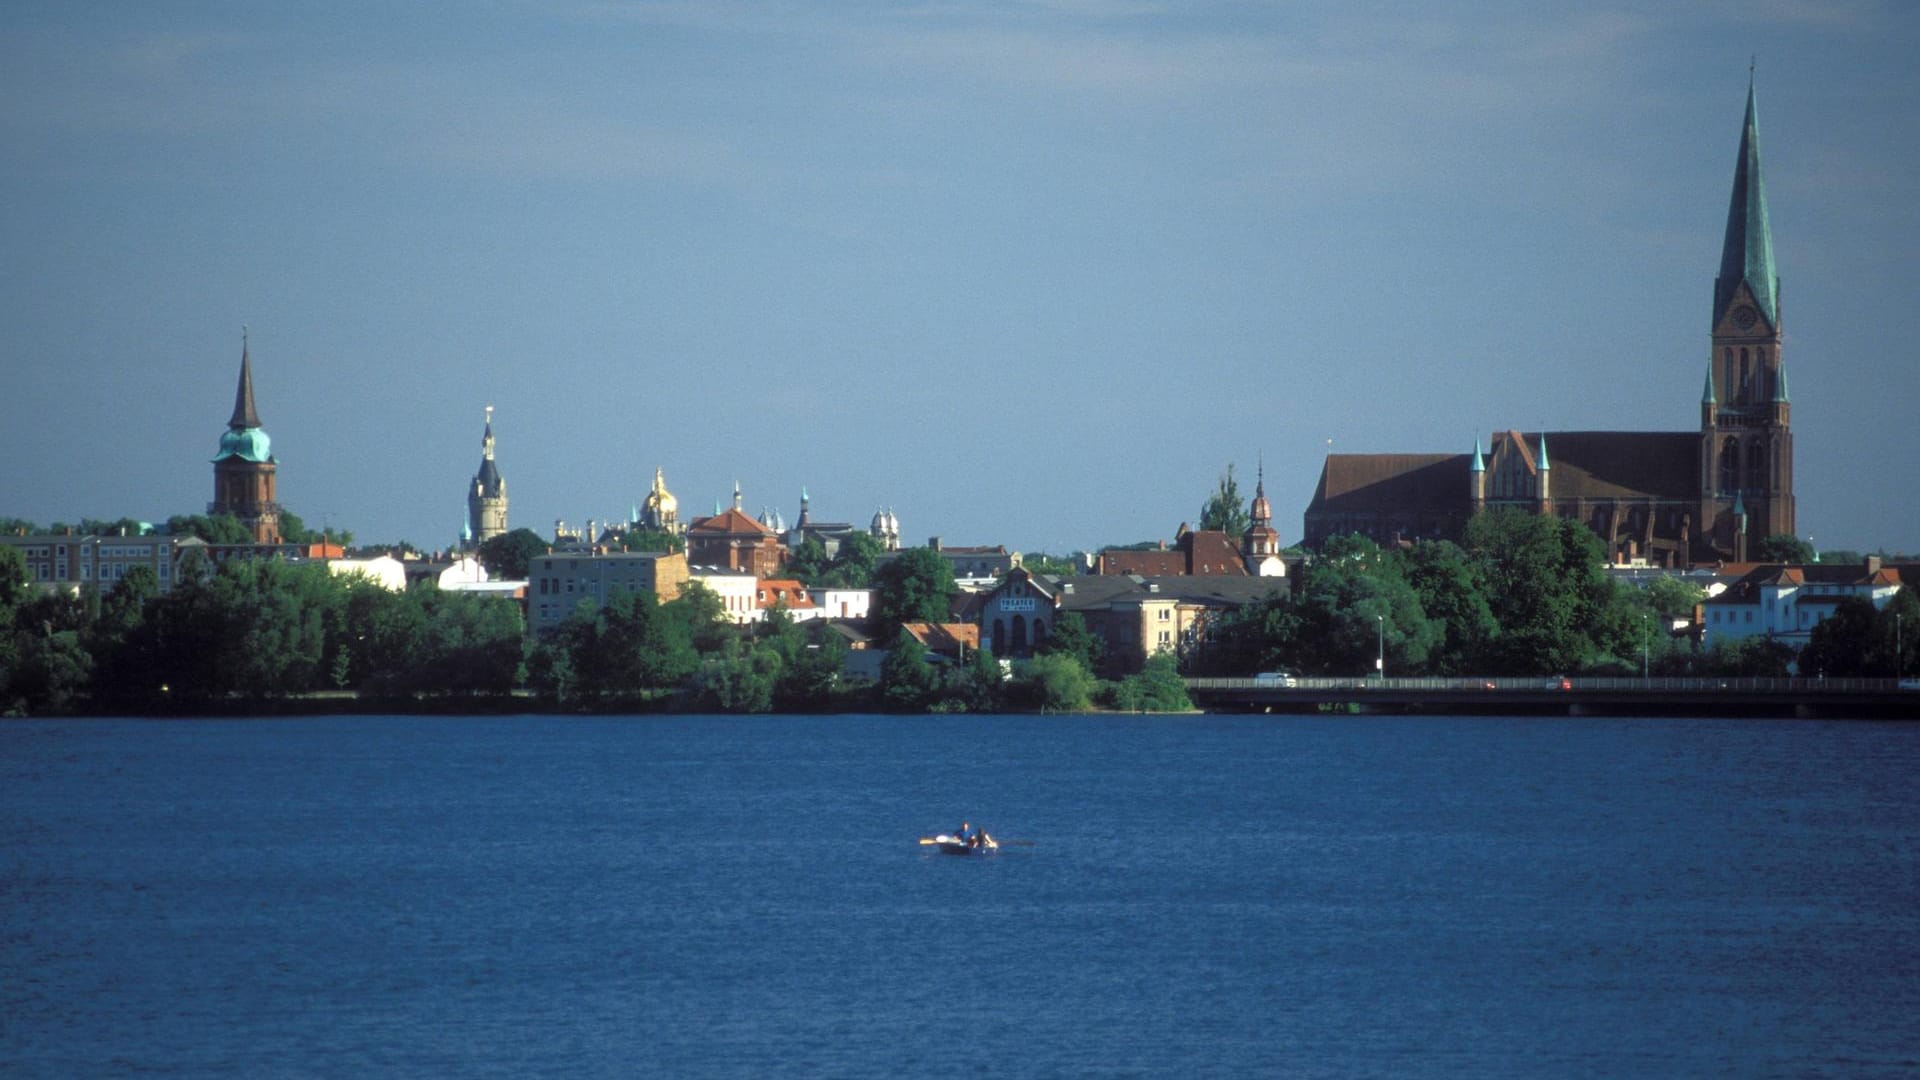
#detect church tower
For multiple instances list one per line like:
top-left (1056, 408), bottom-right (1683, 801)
top-left (1242, 460), bottom-right (1284, 576)
top-left (466, 405), bottom-right (508, 546)
top-left (1700, 75), bottom-right (1793, 561)
top-left (210, 332), bottom-right (282, 544)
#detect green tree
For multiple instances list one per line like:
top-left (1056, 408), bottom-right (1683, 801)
top-left (1110, 653), bottom-right (1192, 712)
top-left (1464, 511), bottom-right (1611, 674)
top-left (568, 587), bottom-right (700, 697)
top-left (693, 638), bottom-right (782, 712)
top-left (87, 566), bottom-right (161, 703)
top-left (79, 517), bottom-right (147, 537)
top-left (476, 528), bottom-right (550, 580)
top-left (666, 581), bottom-right (732, 654)
top-left (1402, 540), bottom-right (1497, 675)
top-left (1799, 591), bottom-right (1919, 678)
top-left (1643, 576), bottom-right (1706, 622)
top-left (1199, 463), bottom-right (1250, 536)
top-left (878, 628), bottom-right (938, 711)
top-left (1021, 552), bottom-right (1083, 577)
top-left (1290, 535), bottom-right (1441, 676)
top-left (167, 513), bottom-right (256, 545)
top-left (1009, 652), bottom-right (1095, 712)
top-left (774, 626), bottom-right (847, 711)
top-left (873, 547), bottom-right (957, 634)
top-left (604, 526), bottom-right (684, 554)
top-left (411, 588), bottom-right (526, 694)
top-left (1753, 534), bottom-right (1816, 563)
top-left (1035, 610), bottom-right (1105, 674)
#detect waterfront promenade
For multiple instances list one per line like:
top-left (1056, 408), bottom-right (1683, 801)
top-left (1187, 676), bottom-right (1918, 718)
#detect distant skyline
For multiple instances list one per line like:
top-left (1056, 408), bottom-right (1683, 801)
top-left (4, 2), bottom-right (1916, 554)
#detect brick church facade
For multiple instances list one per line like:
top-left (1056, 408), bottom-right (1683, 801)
top-left (1305, 80), bottom-right (1794, 568)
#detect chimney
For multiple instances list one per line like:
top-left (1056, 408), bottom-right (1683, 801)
top-left (929, 536), bottom-right (942, 552)
top-left (1866, 555), bottom-right (1882, 575)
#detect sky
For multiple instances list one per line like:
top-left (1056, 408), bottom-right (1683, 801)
top-left (3, 0), bottom-right (1916, 556)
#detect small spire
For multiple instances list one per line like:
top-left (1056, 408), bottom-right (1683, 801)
top-left (1703, 360), bottom-right (1717, 405)
top-left (229, 329), bottom-right (262, 430)
top-left (1773, 359), bottom-right (1789, 403)
top-left (1470, 437), bottom-right (1485, 473)
top-left (1536, 433), bottom-right (1550, 471)
top-left (1732, 490), bottom-right (1747, 521)
top-left (731, 480), bottom-right (743, 512)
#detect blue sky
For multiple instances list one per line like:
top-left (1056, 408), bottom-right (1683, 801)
top-left (3, 1), bottom-right (1915, 555)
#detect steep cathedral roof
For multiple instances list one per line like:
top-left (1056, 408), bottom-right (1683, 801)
top-left (1716, 76), bottom-right (1778, 328)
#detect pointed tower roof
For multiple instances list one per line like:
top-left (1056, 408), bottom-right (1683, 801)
top-left (1716, 74), bottom-right (1779, 327)
top-left (1702, 361), bottom-right (1717, 405)
top-left (473, 406), bottom-right (503, 496)
top-left (1773, 359), bottom-right (1790, 403)
top-left (1249, 458), bottom-right (1272, 526)
top-left (1732, 490), bottom-right (1748, 520)
top-left (1470, 437), bottom-right (1485, 472)
top-left (1536, 433), bottom-right (1550, 471)
top-left (230, 331), bottom-right (261, 430)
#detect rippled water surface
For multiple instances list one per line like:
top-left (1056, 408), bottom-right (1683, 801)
top-left (5, 714), bottom-right (1919, 1077)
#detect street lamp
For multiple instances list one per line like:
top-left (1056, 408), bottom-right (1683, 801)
top-left (1641, 612), bottom-right (1650, 680)
top-left (1376, 614), bottom-right (1385, 680)
top-left (1898, 613), bottom-right (1904, 680)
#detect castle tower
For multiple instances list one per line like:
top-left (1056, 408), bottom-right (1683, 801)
top-left (210, 332), bottom-right (281, 544)
top-left (1700, 74), bottom-right (1793, 560)
top-left (466, 405), bottom-right (508, 547)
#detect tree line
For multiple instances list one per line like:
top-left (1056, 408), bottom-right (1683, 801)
top-left (0, 542), bottom-right (1191, 717)
top-left (1190, 509), bottom-right (1919, 680)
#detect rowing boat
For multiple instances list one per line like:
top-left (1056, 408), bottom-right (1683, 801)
top-left (921, 833), bottom-right (997, 854)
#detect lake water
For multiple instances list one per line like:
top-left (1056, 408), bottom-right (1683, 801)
top-left (4, 713), bottom-right (1918, 1078)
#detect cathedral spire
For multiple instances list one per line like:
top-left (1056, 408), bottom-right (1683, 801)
top-left (1702, 360), bottom-right (1717, 405)
top-left (1716, 73), bottom-right (1778, 327)
top-left (230, 328), bottom-right (261, 430)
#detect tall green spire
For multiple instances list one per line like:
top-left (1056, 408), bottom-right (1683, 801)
top-left (1702, 360), bottom-right (1717, 404)
top-left (1470, 437), bottom-right (1484, 472)
top-left (1716, 74), bottom-right (1778, 327)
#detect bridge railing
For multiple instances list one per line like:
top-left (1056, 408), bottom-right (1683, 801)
top-left (1185, 676), bottom-right (1907, 695)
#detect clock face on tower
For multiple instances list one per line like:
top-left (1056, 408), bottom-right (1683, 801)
top-left (1731, 304), bottom-right (1758, 330)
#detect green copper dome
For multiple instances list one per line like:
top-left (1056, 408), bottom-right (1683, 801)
top-left (214, 425), bottom-right (272, 463)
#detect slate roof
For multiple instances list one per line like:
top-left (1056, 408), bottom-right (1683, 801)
top-left (1509, 431), bottom-right (1699, 502)
top-left (1309, 454), bottom-right (1467, 513)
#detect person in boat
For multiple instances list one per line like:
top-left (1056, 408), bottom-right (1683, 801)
top-left (955, 821), bottom-right (973, 845)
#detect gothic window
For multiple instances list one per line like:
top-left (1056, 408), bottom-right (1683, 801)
top-left (1747, 441), bottom-right (1766, 491)
top-left (1739, 348), bottom-right (1750, 399)
top-left (1719, 438), bottom-right (1740, 493)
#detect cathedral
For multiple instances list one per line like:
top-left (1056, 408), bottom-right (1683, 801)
top-left (1304, 79), bottom-right (1794, 567)
top-left (210, 333), bottom-right (282, 544)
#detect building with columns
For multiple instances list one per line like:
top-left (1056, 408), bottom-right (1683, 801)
top-left (1303, 80), bottom-right (1796, 567)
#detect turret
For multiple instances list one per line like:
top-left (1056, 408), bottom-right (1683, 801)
top-left (1469, 436), bottom-right (1486, 507)
top-left (1535, 433), bottom-right (1552, 510)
